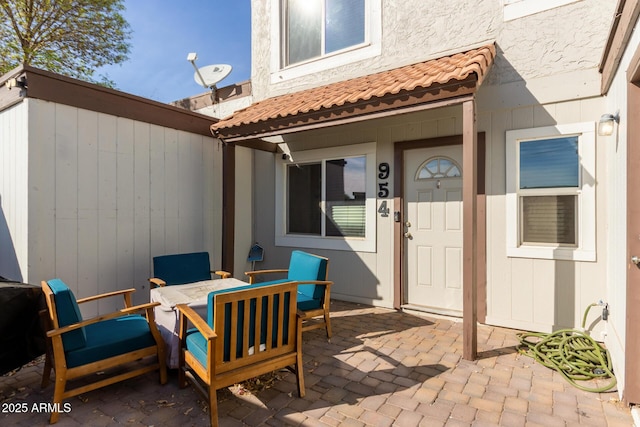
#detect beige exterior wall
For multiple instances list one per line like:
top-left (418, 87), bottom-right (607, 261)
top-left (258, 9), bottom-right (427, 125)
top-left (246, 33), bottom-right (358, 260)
top-left (0, 101), bottom-right (29, 282)
top-left (242, 0), bottom-right (617, 333)
top-left (22, 99), bottom-right (222, 314)
top-left (598, 15), bottom-right (640, 402)
top-left (250, 91), bottom-right (609, 334)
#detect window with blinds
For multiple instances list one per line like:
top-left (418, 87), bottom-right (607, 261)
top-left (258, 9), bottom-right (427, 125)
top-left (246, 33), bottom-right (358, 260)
top-left (287, 156), bottom-right (366, 238)
top-left (506, 122), bottom-right (595, 261)
top-left (517, 136), bottom-right (579, 246)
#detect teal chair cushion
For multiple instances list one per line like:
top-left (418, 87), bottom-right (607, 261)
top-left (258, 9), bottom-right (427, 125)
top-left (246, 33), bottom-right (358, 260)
top-left (288, 251), bottom-right (327, 301)
top-left (185, 328), bottom-right (207, 368)
top-left (153, 252), bottom-right (212, 286)
top-left (186, 283), bottom-right (292, 367)
top-left (46, 279), bottom-right (87, 351)
top-left (297, 293), bottom-right (322, 311)
top-left (65, 316), bottom-right (155, 368)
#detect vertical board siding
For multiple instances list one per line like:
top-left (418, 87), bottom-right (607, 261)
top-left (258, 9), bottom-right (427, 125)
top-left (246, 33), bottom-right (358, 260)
top-left (0, 102), bottom-right (29, 282)
top-left (483, 96), bottom-right (608, 333)
top-left (24, 99), bottom-right (218, 316)
top-left (77, 109), bottom-right (100, 313)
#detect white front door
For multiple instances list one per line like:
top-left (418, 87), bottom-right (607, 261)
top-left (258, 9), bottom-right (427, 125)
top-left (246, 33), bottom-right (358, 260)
top-left (404, 145), bottom-right (463, 315)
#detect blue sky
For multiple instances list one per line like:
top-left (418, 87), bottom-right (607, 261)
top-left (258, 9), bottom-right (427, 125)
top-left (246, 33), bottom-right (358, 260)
top-left (97, 0), bottom-right (251, 103)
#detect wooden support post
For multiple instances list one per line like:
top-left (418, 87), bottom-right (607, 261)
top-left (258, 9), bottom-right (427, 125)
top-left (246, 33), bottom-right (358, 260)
top-left (222, 142), bottom-right (235, 275)
top-left (462, 99), bottom-right (478, 361)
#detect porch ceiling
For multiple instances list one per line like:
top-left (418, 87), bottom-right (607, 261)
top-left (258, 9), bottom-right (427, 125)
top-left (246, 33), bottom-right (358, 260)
top-left (211, 43), bottom-right (495, 144)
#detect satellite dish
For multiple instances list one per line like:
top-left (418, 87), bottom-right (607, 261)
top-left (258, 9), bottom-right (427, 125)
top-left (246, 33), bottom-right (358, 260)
top-left (193, 64), bottom-right (232, 89)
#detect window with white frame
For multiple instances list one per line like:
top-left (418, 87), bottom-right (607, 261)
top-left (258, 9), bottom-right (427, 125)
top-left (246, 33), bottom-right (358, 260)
top-left (270, 0), bottom-right (381, 82)
top-left (275, 143), bottom-right (376, 252)
top-left (285, 0), bottom-right (365, 66)
top-left (506, 123), bottom-right (596, 261)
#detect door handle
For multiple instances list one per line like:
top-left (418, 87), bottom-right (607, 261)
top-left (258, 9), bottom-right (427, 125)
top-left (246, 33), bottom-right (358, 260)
top-left (632, 255), bottom-right (640, 265)
top-left (404, 232), bottom-right (412, 239)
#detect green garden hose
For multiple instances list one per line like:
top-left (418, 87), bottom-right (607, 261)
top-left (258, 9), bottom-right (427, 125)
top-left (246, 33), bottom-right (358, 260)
top-left (516, 303), bottom-right (617, 393)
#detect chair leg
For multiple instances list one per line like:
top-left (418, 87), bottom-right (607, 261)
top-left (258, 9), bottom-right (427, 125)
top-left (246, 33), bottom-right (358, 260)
top-left (295, 355), bottom-right (305, 398)
top-left (209, 388), bottom-right (219, 427)
top-left (41, 352), bottom-right (53, 388)
top-left (49, 376), bottom-right (66, 424)
top-left (324, 308), bottom-right (332, 340)
top-left (158, 348), bottom-right (168, 385)
top-left (178, 366), bottom-right (188, 388)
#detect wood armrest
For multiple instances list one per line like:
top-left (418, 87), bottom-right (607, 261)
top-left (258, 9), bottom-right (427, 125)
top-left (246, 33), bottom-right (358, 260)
top-left (76, 288), bottom-right (136, 304)
top-left (212, 270), bottom-right (231, 279)
top-left (176, 304), bottom-right (216, 340)
top-left (295, 280), bottom-right (332, 287)
top-left (244, 269), bottom-right (288, 277)
top-left (244, 269), bottom-right (288, 284)
top-left (149, 277), bottom-right (166, 288)
top-left (46, 302), bottom-right (160, 337)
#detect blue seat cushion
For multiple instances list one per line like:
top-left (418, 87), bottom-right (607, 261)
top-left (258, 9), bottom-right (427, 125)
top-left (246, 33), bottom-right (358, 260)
top-left (248, 279), bottom-right (324, 312)
top-left (185, 328), bottom-right (207, 368)
top-left (65, 316), bottom-right (156, 368)
top-left (46, 279), bottom-right (87, 351)
top-left (197, 283), bottom-right (292, 363)
top-left (297, 293), bottom-right (322, 311)
top-left (153, 252), bottom-right (212, 286)
top-left (288, 251), bottom-right (327, 282)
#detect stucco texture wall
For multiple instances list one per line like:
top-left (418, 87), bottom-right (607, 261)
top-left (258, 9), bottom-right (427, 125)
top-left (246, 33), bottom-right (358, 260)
top-left (252, 0), bottom-right (615, 101)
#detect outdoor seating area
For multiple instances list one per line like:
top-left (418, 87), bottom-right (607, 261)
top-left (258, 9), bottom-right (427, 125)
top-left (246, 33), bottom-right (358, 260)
top-left (39, 279), bottom-right (168, 424)
top-left (0, 300), bottom-right (632, 426)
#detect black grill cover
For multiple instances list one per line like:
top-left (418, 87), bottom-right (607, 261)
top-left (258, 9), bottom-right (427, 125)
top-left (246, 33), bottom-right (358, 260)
top-left (0, 276), bottom-right (46, 375)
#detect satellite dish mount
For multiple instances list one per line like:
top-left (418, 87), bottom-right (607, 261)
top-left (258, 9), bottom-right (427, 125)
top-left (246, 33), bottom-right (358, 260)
top-left (187, 52), bottom-right (232, 102)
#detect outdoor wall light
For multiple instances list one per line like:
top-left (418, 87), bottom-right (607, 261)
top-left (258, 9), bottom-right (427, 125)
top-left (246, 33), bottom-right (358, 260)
top-left (598, 111), bottom-right (620, 136)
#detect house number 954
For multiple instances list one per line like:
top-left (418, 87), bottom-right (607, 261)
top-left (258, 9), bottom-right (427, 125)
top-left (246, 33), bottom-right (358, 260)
top-left (378, 162), bottom-right (390, 217)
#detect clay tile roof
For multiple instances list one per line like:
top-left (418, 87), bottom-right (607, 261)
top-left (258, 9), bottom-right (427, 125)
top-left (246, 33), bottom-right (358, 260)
top-left (212, 44), bottom-right (495, 140)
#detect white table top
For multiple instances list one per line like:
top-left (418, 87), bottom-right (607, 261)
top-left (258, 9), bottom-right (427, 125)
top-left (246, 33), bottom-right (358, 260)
top-left (150, 278), bottom-right (249, 311)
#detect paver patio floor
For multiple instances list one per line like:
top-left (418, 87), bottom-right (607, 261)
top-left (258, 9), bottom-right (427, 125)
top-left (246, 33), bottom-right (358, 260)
top-left (1, 300), bottom-right (632, 426)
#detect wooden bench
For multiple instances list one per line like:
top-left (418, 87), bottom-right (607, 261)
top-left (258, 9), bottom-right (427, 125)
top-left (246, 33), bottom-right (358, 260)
top-left (177, 281), bottom-right (304, 426)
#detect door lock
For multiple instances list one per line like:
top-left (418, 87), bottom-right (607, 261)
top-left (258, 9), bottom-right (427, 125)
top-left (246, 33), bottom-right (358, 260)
top-left (405, 221), bottom-right (411, 228)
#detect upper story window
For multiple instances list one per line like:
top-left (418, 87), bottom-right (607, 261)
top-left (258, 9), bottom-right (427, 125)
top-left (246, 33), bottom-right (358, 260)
top-left (503, 0), bottom-right (582, 22)
top-left (286, 0), bottom-right (365, 66)
top-left (270, 0), bottom-right (381, 83)
top-left (506, 122), bottom-right (596, 261)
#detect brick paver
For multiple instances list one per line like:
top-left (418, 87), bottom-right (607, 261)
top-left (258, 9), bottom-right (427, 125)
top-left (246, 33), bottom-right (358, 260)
top-left (0, 300), bottom-right (632, 426)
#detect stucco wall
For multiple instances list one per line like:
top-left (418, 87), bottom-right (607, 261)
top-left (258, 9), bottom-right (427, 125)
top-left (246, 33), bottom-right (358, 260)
top-left (251, 0), bottom-right (615, 101)
top-left (0, 101), bottom-right (29, 282)
top-left (24, 99), bottom-right (222, 314)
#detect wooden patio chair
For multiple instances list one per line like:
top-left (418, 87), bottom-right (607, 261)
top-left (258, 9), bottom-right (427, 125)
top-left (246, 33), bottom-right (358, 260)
top-left (244, 250), bottom-right (333, 339)
top-left (149, 251), bottom-right (230, 288)
top-left (177, 281), bottom-right (304, 427)
top-left (40, 279), bottom-right (167, 424)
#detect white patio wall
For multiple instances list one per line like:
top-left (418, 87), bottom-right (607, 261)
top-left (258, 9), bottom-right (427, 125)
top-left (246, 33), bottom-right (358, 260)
top-left (0, 102), bottom-right (29, 282)
top-left (0, 98), bottom-right (222, 315)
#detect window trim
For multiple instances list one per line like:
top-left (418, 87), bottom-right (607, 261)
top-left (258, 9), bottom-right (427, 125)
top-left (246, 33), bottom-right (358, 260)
top-left (506, 122), bottom-right (596, 261)
top-left (503, 0), bottom-right (582, 22)
top-left (275, 142), bottom-right (376, 252)
top-left (270, 0), bottom-right (382, 84)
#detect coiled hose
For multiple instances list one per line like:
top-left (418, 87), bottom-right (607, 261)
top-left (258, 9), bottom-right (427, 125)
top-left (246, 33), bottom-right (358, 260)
top-left (516, 303), bottom-right (617, 392)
